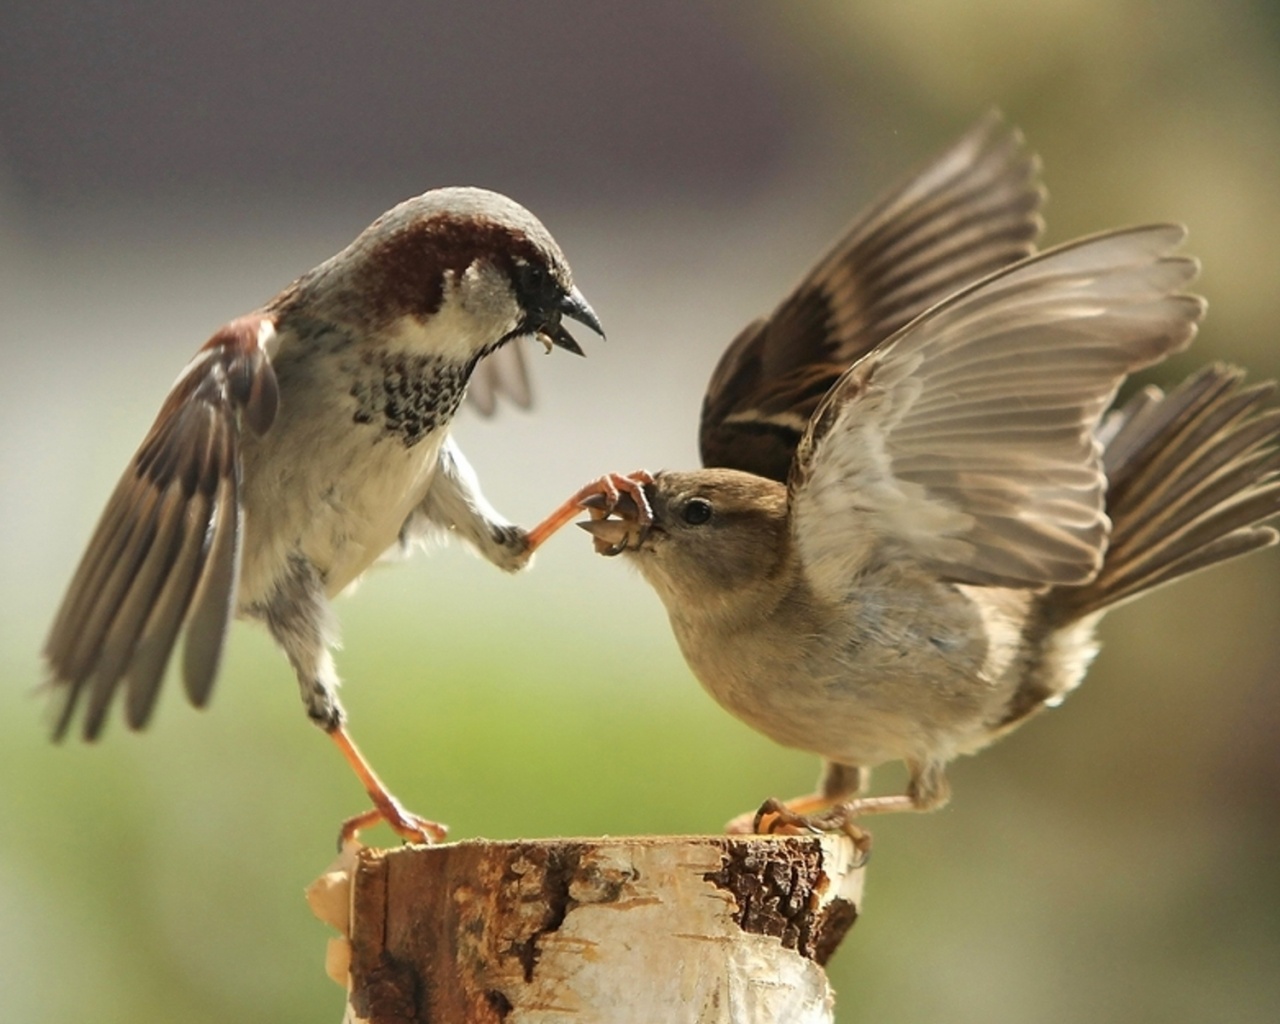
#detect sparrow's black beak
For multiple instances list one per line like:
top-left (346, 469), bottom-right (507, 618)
top-left (542, 286), bottom-right (604, 356)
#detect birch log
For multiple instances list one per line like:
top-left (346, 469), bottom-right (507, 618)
top-left (308, 835), bottom-right (864, 1024)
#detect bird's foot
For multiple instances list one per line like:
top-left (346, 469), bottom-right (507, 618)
top-left (338, 797), bottom-right (449, 849)
top-left (525, 471), bottom-right (654, 553)
top-left (577, 470), bottom-right (655, 520)
top-left (728, 796), bottom-right (873, 865)
top-left (576, 471), bottom-right (655, 554)
top-left (328, 725), bottom-right (448, 849)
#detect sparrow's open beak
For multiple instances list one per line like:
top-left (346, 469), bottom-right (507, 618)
top-left (577, 488), bottom-right (650, 556)
top-left (541, 286), bottom-right (604, 356)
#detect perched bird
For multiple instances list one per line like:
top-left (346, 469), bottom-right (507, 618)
top-left (537, 118), bottom-right (1280, 848)
top-left (43, 186), bottom-right (603, 843)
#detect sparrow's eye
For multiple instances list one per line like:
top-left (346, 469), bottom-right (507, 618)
top-left (682, 498), bottom-right (713, 526)
top-left (516, 260), bottom-right (550, 300)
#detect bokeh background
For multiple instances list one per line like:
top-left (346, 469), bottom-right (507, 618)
top-left (3, 2), bottom-right (1279, 1021)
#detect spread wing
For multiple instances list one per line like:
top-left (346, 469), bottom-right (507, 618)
top-left (787, 225), bottom-right (1205, 604)
top-left (466, 342), bottom-right (532, 416)
top-left (699, 110), bottom-right (1044, 482)
top-left (44, 316), bottom-right (279, 739)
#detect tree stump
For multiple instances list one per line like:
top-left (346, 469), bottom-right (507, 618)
top-left (308, 835), bottom-right (865, 1024)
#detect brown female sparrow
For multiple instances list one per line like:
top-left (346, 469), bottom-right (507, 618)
top-left (43, 186), bottom-right (603, 843)
top-left (534, 117), bottom-right (1280, 848)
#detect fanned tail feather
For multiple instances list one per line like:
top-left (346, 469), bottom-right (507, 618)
top-left (1053, 363), bottom-right (1280, 620)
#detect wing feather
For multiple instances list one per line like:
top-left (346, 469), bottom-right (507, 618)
top-left (788, 226), bottom-right (1205, 601)
top-left (700, 111), bottom-right (1045, 481)
top-left (181, 457), bottom-right (243, 709)
top-left (123, 490), bottom-right (215, 729)
top-left (87, 486), bottom-right (204, 738)
top-left (45, 315), bottom-right (278, 739)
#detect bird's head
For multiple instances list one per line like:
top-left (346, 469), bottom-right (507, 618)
top-left (580, 468), bottom-right (791, 607)
top-left (289, 186), bottom-right (603, 360)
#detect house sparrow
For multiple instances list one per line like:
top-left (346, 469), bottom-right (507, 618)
top-left (539, 120), bottom-right (1280, 849)
top-left (43, 186), bottom-right (603, 844)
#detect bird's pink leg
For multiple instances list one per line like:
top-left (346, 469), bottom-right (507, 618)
top-left (333, 726), bottom-right (448, 847)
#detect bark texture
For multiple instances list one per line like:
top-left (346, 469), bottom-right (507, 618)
top-left (307, 835), bottom-right (865, 1024)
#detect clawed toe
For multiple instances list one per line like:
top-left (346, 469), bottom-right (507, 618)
top-left (526, 471), bottom-right (654, 554)
top-left (726, 797), bottom-right (873, 865)
top-left (753, 797), bottom-right (825, 836)
top-left (338, 802), bottom-right (449, 850)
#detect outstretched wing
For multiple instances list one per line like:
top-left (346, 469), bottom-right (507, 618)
top-left (699, 111), bottom-right (1044, 482)
top-left (44, 316), bottom-right (279, 739)
top-left (788, 225), bottom-right (1205, 604)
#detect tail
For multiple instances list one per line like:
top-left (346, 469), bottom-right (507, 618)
top-left (1052, 363), bottom-right (1280, 621)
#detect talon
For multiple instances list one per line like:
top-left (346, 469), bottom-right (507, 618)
top-left (751, 797), bottom-right (824, 836)
top-left (525, 471), bottom-right (653, 554)
top-left (575, 472), bottom-right (656, 555)
top-left (728, 795), bottom-right (873, 859)
top-left (751, 797), bottom-right (785, 834)
top-left (726, 797), bottom-right (812, 836)
top-left (338, 801), bottom-right (448, 849)
top-left (578, 471), bottom-right (655, 525)
top-left (850, 834), bottom-right (872, 868)
top-left (811, 806), bottom-right (873, 863)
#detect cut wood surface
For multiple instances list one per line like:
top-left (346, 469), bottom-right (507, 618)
top-left (308, 834), bottom-right (865, 1024)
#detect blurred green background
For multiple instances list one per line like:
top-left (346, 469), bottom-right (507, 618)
top-left (3, 2), bottom-right (1279, 1021)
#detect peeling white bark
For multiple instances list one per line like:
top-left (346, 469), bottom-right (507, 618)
top-left (308, 835), bottom-right (864, 1024)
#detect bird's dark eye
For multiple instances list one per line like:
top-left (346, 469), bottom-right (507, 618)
top-left (682, 498), bottom-right (713, 525)
top-left (516, 260), bottom-right (550, 300)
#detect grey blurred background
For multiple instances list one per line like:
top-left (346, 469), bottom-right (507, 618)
top-left (3, 2), bottom-right (1279, 1021)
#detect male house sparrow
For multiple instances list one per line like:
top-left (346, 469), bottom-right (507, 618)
top-left (536, 118), bottom-right (1280, 846)
top-left (43, 187), bottom-right (603, 843)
